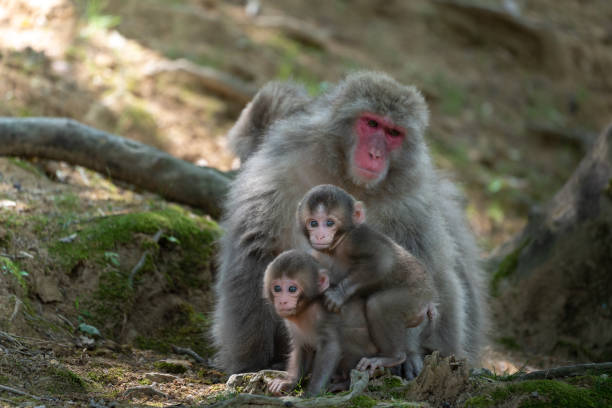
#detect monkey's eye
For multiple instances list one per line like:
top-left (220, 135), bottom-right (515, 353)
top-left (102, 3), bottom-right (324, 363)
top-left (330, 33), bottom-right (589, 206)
top-left (309, 220), bottom-right (318, 228)
top-left (273, 285), bottom-right (281, 292)
top-left (326, 219), bottom-right (335, 227)
top-left (288, 286), bottom-right (297, 293)
top-left (367, 119), bottom-right (378, 128)
top-left (388, 129), bottom-right (401, 137)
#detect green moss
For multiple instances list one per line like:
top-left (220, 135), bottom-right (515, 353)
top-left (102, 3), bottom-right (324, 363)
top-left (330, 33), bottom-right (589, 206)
top-left (154, 361), bottom-right (187, 374)
top-left (49, 207), bottom-right (220, 339)
top-left (89, 268), bottom-right (133, 331)
top-left (7, 158), bottom-right (44, 176)
top-left (491, 238), bottom-right (530, 296)
top-left (0, 257), bottom-right (28, 292)
top-left (44, 367), bottom-right (87, 394)
top-left (349, 395), bottom-right (377, 408)
top-left (54, 193), bottom-right (80, 212)
top-left (0, 213), bottom-right (26, 230)
top-left (51, 206), bottom-right (220, 271)
top-left (86, 367), bottom-right (127, 385)
top-left (465, 377), bottom-right (612, 408)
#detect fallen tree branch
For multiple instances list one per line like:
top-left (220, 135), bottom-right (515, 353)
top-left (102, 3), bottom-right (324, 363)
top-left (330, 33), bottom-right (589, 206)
top-left (0, 117), bottom-right (232, 218)
top-left (212, 369), bottom-right (370, 408)
top-left (0, 384), bottom-right (42, 400)
top-left (143, 59), bottom-right (256, 105)
top-left (517, 362), bottom-right (612, 381)
top-left (254, 15), bottom-right (331, 50)
top-left (171, 344), bottom-right (207, 364)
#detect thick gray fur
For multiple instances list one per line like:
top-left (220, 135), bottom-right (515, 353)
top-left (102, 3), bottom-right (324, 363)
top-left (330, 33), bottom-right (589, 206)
top-left (227, 81), bottom-right (311, 163)
top-left (212, 71), bottom-right (488, 375)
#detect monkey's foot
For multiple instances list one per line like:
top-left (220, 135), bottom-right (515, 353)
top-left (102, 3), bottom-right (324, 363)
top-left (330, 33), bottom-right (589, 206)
top-left (356, 355), bottom-right (404, 375)
top-left (401, 352), bottom-right (424, 380)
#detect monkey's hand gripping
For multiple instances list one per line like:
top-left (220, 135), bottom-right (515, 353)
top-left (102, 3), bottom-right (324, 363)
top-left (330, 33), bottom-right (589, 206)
top-left (268, 377), bottom-right (295, 396)
top-left (322, 285), bottom-right (348, 313)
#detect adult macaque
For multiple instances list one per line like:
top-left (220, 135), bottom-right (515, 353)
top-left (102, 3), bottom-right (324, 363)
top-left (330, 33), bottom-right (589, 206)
top-left (263, 250), bottom-right (405, 396)
top-left (298, 184), bottom-right (436, 373)
top-left (213, 71), bottom-right (487, 379)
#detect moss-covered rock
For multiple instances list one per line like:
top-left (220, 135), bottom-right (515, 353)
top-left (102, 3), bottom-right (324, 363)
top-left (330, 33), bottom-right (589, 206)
top-left (49, 206), bottom-right (221, 351)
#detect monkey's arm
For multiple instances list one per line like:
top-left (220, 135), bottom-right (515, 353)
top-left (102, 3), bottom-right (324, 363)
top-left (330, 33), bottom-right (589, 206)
top-left (268, 343), bottom-right (304, 395)
top-left (323, 231), bottom-right (392, 312)
top-left (227, 81), bottom-right (310, 162)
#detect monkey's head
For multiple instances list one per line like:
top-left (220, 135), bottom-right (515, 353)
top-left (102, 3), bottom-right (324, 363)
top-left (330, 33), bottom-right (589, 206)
top-left (325, 72), bottom-right (430, 189)
top-left (297, 185), bottom-right (365, 251)
top-left (263, 250), bottom-right (329, 318)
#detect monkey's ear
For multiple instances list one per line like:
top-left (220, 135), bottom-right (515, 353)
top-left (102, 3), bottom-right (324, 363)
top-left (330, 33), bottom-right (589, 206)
top-left (353, 201), bottom-right (366, 224)
top-left (318, 269), bottom-right (330, 292)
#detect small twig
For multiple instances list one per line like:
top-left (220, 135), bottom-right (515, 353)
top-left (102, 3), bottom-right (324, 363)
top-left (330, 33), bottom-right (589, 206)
top-left (0, 396), bottom-right (17, 405)
top-left (0, 331), bottom-right (21, 347)
top-left (0, 253), bottom-right (15, 260)
top-left (17, 251), bottom-right (34, 259)
top-left (0, 384), bottom-right (41, 400)
top-left (143, 59), bottom-right (256, 105)
top-left (0, 331), bottom-right (71, 348)
top-left (128, 229), bottom-right (163, 287)
top-left (517, 362), bottom-right (612, 380)
top-left (171, 344), bottom-right (206, 364)
top-left (56, 313), bottom-right (75, 331)
top-left (8, 297), bottom-right (21, 322)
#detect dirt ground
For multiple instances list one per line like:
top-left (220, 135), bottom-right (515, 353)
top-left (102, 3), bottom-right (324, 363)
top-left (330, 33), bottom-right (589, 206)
top-left (1, 0), bottom-right (611, 406)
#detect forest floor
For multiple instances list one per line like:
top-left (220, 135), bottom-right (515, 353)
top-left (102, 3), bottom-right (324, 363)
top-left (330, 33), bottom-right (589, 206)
top-left (0, 0), bottom-right (611, 406)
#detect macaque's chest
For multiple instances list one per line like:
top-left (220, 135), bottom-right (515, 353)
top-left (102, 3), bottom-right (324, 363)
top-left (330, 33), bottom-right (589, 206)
top-left (287, 304), bottom-right (323, 348)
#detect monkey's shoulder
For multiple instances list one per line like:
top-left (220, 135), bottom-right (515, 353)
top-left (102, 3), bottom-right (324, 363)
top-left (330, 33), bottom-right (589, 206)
top-left (344, 225), bottom-right (394, 255)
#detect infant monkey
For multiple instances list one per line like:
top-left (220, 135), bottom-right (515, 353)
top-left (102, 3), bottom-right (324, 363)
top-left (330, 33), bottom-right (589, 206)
top-left (297, 184), bottom-right (437, 373)
top-left (263, 250), bottom-right (380, 396)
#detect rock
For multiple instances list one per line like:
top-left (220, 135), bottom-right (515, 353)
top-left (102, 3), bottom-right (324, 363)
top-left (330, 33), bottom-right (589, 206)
top-left (123, 386), bottom-right (167, 399)
top-left (225, 370), bottom-right (287, 395)
top-left (154, 359), bottom-right (191, 374)
top-left (34, 274), bottom-right (63, 303)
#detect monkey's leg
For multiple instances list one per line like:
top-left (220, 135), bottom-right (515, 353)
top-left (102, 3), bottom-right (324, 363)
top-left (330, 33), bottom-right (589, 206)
top-left (306, 340), bottom-right (341, 397)
top-left (364, 287), bottom-right (427, 376)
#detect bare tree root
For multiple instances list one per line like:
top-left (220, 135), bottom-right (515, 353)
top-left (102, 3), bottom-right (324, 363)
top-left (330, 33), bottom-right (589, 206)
top-left (212, 370), bottom-right (370, 408)
top-left (517, 362), bottom-right (612, 380)
top-left (0, 117), bottom-right (232, 218)
top-left (0, 384), bottom-right (43, 401)
top-left (171, 344), bottom-right (207, 364)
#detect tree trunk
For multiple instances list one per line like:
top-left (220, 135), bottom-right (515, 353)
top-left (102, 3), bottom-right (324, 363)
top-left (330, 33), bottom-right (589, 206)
top-left (488, 123), bottom-right (612, 362)
top-left (0, 117), bottom-right (232, 218)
